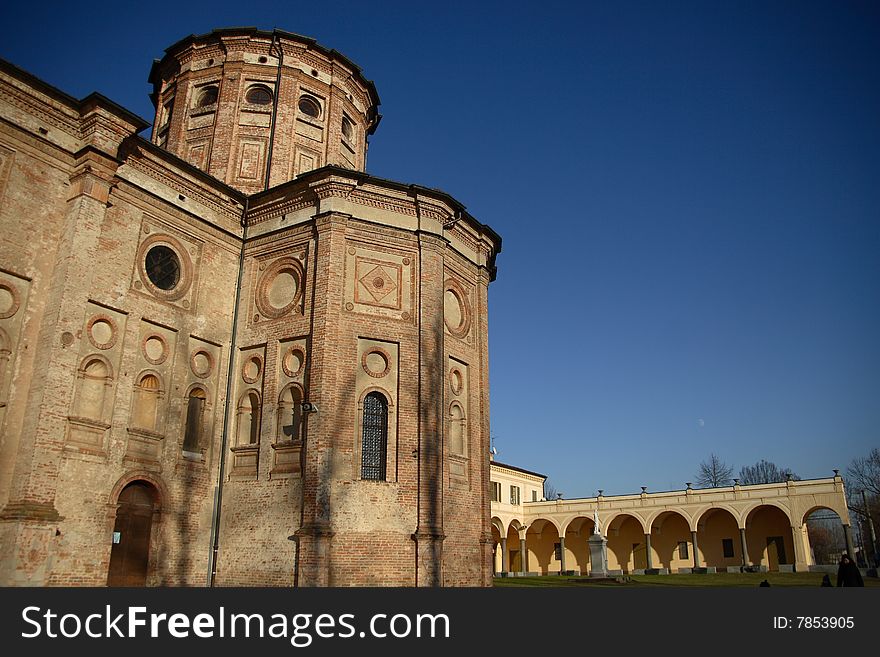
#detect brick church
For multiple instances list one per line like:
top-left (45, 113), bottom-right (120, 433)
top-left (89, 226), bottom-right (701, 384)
top-left (0, 28), bottom-right (500, 586)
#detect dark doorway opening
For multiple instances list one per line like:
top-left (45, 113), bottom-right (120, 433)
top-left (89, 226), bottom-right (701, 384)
top-left (107, 481), bottom-right (157, 586)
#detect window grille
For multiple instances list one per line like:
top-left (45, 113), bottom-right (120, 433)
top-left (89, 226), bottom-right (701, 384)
top-left (361, 392), bottom-right (388, 480)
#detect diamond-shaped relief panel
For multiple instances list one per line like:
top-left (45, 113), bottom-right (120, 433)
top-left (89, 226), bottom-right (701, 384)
top-left (358, 265), bottom-right (398, 303)
top-left (344, 245), bottom-right (414, 322)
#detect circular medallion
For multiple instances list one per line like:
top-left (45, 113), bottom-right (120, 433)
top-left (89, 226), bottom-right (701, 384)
top-left (254, 257), bottom-right (304, 319)
top-left (190, 349), bottom-right (213, 378)
top-left (443, 279), bottom-right (472, 339)
top-left (0, 281), bottom-right (20, 319)
top-left (242, 355), bottom-right (262, 384)
top-left (361, 348), bottom-right (391, 378)
top-left (143, 334), bottom-right (168, 365)
top-left (450, 368), bottom-right (463, 396)
top-left (86, 314), bottom-right (117, 350)
top-left (282, 346), bottom-right (306, 378)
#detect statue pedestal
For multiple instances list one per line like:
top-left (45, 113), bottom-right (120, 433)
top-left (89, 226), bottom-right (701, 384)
top-left (588, 533), bottom-right (608, 578)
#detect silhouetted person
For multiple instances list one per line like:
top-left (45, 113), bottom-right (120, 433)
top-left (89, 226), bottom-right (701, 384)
top-left (836, 554), bottom-right (864, 587)
top-left (820, 574), bottom-right (832, 587)
top-left (759, 579), bottom-right (770, 587)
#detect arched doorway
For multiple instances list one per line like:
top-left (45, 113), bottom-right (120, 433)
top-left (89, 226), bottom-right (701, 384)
top-left (108, 481), bottom-right (159, 586)
top-left (803, 507), bottom-right (847, 566)
top-left (745, 504), bottom-right (793, 571)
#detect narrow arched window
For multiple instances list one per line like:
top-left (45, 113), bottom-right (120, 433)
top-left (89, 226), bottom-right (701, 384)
top-left (449, 403), bottom-right (465, 455)
top-left (278, 385), bottom-right (303, 442)
top-left (74, 358), bottom-right (110, 420)
top-left (131, 373), bottom-right (161, 432)
top-left (237, 391), bottom-right (261, 446)
top-left (183, 388), bottom-right (206, 452)
top-left (361, 391), bottom-right (388, 481)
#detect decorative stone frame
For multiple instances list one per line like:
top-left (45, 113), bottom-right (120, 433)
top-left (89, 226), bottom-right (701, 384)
top-left (254, 256), bottom-right (305, 319)
top-left (136, 233), bottom-right (194, 302)
top-left (354, 386), bottom-right (396, 483)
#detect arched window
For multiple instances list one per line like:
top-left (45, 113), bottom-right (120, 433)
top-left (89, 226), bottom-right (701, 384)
top-left (195, 85), bottom-right (218, 108)
top-left (73, 357), bottom-right (111, 420)
top-left (131, 373), bottom-right (161, 432)
top-left (298, 95), bottom-right (321, 119)
top-left (237, 391), bottom-right (261, 446)
top-left (277, 385), bottom-right (303, 442)
top-left (361, 391), bottom-right (388, 481)
top-left (341, 115), bottom-right (354, 141)
top-left (183, 387), bottom-right (206, 452)
top-left (246, 85), bottom-right (273, 105)
top-left (449, 402), bottom-right (466, 456)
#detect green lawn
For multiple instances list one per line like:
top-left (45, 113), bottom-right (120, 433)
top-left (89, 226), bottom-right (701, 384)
top-left (493, 572), bottom-right (880, 587)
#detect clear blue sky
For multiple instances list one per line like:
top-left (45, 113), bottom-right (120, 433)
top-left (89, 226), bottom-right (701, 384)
top-left (3, 1), bottom-right (878, 497)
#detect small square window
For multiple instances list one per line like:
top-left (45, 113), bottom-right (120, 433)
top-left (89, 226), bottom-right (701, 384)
top-left (722, 538), bottom-right (735, 558)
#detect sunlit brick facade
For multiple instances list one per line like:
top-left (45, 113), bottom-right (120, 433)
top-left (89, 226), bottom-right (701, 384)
top-left (0, 28), bottom-right (500, 587)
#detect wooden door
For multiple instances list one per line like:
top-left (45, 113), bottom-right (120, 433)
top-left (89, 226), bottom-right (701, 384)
top-left (107, 482), bottom-right (155, 586)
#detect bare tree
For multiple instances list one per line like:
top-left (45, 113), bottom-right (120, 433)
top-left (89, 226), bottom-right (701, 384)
top-left (696, 454), bottom-right (733, 488)
top-left (738, 459), bottom-right (799, 485)
top-left (844, 448), bottom-right (880, 563)
top-left (846, 448), bottom-right (880, 499)
top-left (806, 521), bottom-right (844, 565)
top-left (543, 480), bottom-right (558, 501)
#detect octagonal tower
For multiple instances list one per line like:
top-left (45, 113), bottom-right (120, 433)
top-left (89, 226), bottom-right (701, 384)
top-left (148, 28), bottom-right (381, 194)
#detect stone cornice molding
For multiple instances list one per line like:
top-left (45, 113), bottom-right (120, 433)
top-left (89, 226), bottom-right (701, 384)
top-left (120, 140), bottom-right (243, 223)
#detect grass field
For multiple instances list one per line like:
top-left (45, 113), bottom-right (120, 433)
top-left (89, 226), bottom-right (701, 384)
top-left (493, 572), bottom-right (880, 587)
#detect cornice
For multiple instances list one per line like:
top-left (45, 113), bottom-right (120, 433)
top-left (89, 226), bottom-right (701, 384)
top-left (0, 78), bottom-right (81, 139)
top-left (120, 141), bottom-right (242, 223)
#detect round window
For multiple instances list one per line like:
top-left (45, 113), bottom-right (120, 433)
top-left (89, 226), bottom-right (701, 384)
top-left (246, 86), bottom-right (273, 105)
top-left (144, 245), bottom-right (181, 290)
top-left (342, 116), bottom-right (354, 141)
top-left (196, 86), bottom-right (218, 107)
top-left (298, 96), bottom-right (320, 118)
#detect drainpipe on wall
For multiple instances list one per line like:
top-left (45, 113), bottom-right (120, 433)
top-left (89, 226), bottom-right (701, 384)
top-left (207, 196), bottom-right (249, 586)
top-left (264, 31), bottom-right (284, 191)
